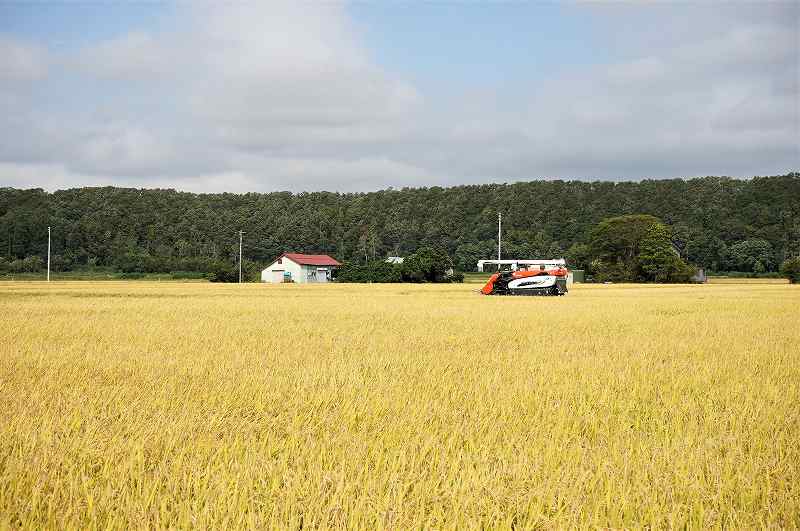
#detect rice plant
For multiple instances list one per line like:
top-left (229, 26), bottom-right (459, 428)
top-left (1, 281), bottom-right (797, 528)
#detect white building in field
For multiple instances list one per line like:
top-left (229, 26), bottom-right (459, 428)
top-left (261, 253), bottom-right (341, 283)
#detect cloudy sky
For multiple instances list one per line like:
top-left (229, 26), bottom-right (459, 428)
top-left (1, 1), bottom-right (797, 193)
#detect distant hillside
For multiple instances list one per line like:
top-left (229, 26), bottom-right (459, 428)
top-left (1, 173), bottom-right (798, 272)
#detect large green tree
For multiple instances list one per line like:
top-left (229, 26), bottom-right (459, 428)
top-left (401, 246), bottom-right (454, 282)
top-left (638, 224), bottom-right (694, 282)
top-left (590, 214), bottom-right (663, 281)
top-left (590, 214), bottom-right (693, 282)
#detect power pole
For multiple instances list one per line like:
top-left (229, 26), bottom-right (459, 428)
top-left (238, 230), bottom-right (245, 283)
top-left (47, 226), bottom-right (51, 282)
top-left (497, 212), bottom-right (502, 261)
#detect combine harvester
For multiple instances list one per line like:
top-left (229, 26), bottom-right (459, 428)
top-left (477, 259), bottom-right (570, 296)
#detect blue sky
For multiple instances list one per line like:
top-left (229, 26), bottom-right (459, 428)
top-left (351, 4), bottom-right (604, 86)
top-left (0, 2), bottom-right (797, 192)
top-left (0, 3), bottom-right (175, 49)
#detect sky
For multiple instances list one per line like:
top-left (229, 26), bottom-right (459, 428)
top-left (0, 1), bottom-right (798, 193)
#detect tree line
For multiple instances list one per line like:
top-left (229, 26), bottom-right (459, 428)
top-left (1, 173), bottom-right (798, 278)
top-left (337, 247), bottom-right (463, 283)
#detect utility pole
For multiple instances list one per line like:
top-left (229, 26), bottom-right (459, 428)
top-left (238, 231), bottom-right (245, 283)
top-left (47, 226), bottom-right (51, 282)
top-left (497, 212), bottom-right (502, 261)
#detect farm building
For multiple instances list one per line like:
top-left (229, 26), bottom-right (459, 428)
top-left (691, 268), bottom-right (708, 283)
top-left (261, 253), bottom-right (341, 283)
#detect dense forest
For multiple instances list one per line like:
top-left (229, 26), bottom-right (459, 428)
top-left (1, 173), bottom-right (798, 274)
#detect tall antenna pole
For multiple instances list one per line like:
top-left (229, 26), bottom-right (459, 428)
top-left (497, 212), bottom-right (502, 261)
top-left (238, 231), bottom-right (244, 283)
top-left (47, 226), bottom-right (51, 282)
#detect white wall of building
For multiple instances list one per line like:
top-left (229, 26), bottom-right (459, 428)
top-left (298, 264), bottom-right (335, 283)
top-left (261, 257), bottom-right (303, 283)
top-left (261, 258), bottom-right (335, 283)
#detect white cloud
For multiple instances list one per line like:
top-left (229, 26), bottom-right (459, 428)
top-left (0, 162), bottom-right (100, 191)
top-left (76, 125), bottom-right (177, 175)
top-left (0, 156), bottom-right (443, 194)
top-left (0, 2), bottom-right (797, 192)
top-left (0, 36), bottom-right (48, 81)
top-left (75, 31), bottom-right (171, 79)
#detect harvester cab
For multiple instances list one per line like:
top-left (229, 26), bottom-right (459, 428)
top-left (477, 259), bottom-right (569, 296)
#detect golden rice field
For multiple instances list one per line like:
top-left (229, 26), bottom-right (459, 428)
top-left (1, 281), bottom-right (798, 529)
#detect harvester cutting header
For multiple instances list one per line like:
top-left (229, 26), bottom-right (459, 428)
top-left (478, 259), bottom-right (569, 296)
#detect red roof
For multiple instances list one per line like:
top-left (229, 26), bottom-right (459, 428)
top-left (277, 253), bottom-right (341, 266)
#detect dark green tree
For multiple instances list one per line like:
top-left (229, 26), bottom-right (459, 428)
top-left (454, 241), bottom-right (495, 272)
top-left (780, 256), bottom-right (800, 283)
top-left (590, 214), bottom-right (693, 282)
top-left (401, 246), bottom-right (454, 282)
top-left (565, 242), bottom-right (592, 271)
top-left (590, 214), bottom-right (663, 281)
top-left (725, 239), bottom-right (775, 272)
top-left (336, 260), bottom-right (402, 283)
top-left (685, 235), bottom-right (727, 272)
top-left (638, 224), bottom-right (694, 282)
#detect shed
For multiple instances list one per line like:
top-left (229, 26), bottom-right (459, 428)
top-left (691, 268), bottom-right (707, 284)
top-left (261, 253), bottom-right (341, 283)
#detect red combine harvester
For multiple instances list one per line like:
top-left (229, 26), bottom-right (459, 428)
top-left (478, 260), bottom-right (569, 296)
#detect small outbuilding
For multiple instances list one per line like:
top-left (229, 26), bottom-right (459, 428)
top-left (261, 253), bottom-right (341, 283)
top-left (691, 267), bottom-right (708, 283)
